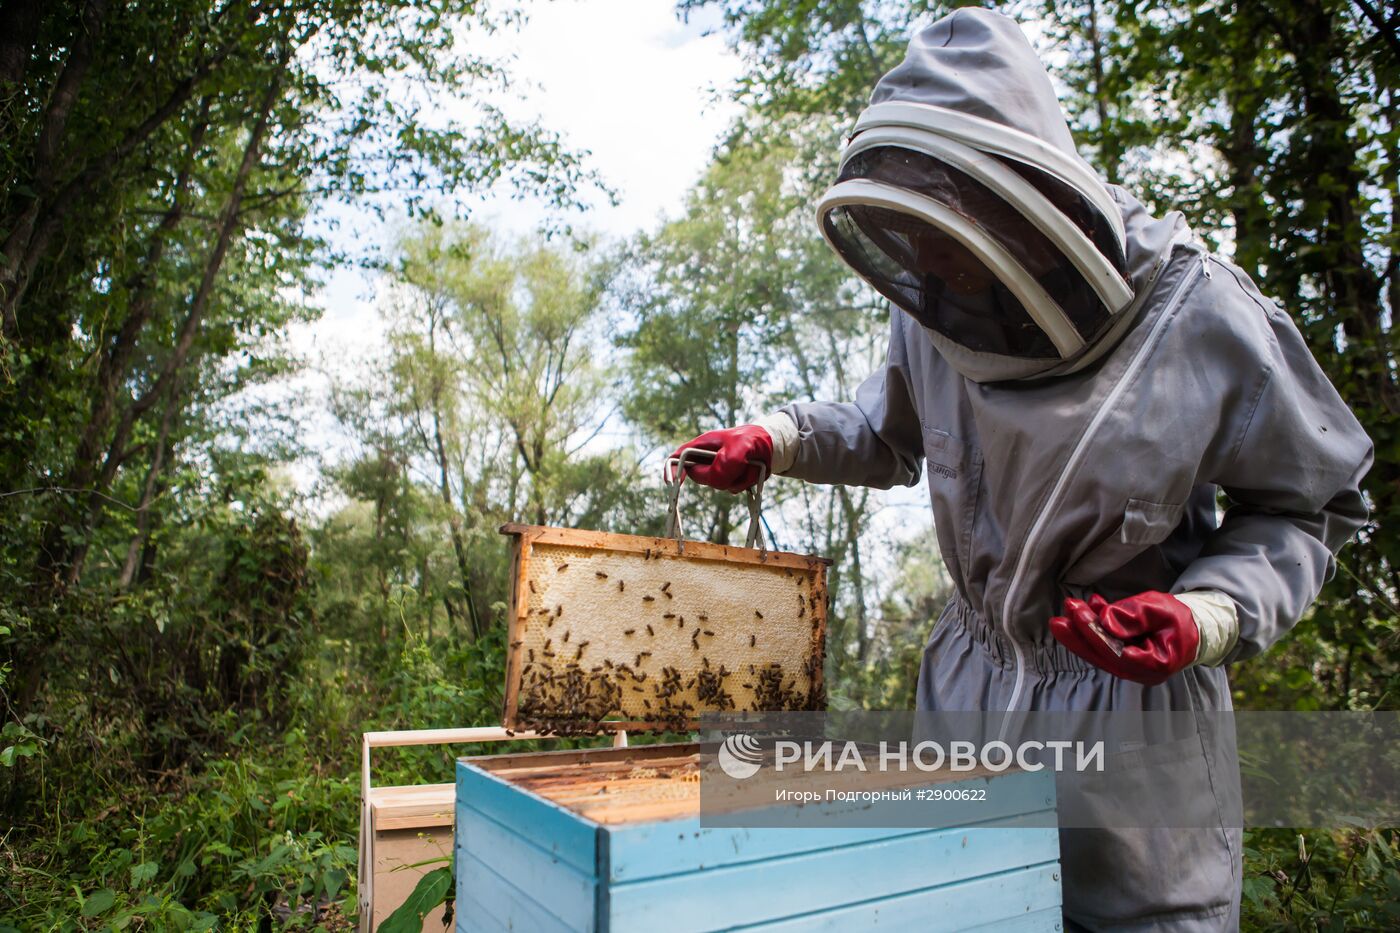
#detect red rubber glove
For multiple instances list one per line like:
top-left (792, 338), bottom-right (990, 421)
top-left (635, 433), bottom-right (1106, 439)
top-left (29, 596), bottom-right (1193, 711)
top-left (1049, 592), bottom-right (1200, 686)
top-left (671, 425), bottom-right (773, 493)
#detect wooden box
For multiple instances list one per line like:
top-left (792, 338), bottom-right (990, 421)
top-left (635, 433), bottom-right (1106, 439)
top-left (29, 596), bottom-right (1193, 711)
top-left (363, 781), bottom-right (454, 933)
top-left (453, 743), bottom-right (1063, 932)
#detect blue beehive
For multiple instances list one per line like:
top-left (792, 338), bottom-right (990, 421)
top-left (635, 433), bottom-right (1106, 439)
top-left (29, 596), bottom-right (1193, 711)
top-left (454, 743), bottom-right (1062, 932)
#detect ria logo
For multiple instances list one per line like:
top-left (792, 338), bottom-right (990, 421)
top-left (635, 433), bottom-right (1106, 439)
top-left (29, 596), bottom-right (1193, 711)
top-left (717, 733), bottom-right (764, 779)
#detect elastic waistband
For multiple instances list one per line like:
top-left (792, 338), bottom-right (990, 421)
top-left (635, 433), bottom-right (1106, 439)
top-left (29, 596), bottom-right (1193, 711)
top-left (943, 596), bottom-right (1096, 675)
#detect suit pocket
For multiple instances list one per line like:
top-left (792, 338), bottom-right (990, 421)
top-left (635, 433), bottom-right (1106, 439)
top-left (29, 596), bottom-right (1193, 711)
top-left (1062, 497), bottom-right (1184, 586)
top-left (922, 427), bottom-right (983, 590)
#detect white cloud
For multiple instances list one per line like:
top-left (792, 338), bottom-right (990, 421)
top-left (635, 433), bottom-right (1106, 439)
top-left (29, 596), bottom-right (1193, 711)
top-left (476, 0), bottom-right (742, 236)
top-left (274, 0), bottom-right (743, 503)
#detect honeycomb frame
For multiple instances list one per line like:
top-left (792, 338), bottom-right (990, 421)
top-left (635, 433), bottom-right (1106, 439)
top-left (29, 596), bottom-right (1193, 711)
top-left (500, 524), bottom-right (829, 734)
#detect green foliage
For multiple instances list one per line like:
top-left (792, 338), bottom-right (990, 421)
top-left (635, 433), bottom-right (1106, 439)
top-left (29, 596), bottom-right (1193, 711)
top-left (1241, 828), bottom-right (1400, 930)
top-left (379, 867), bottom-right (453, 933)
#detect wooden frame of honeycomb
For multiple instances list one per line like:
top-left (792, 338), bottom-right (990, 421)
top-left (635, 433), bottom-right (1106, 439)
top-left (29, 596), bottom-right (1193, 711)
top-left (500, 524), bottom-right (829, 734)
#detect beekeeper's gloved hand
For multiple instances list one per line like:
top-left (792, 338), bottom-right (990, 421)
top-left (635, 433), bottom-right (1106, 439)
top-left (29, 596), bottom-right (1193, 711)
top-left (671, 415), bottom-right (799, 493)
top-left (1049, 591), bottom-right (1239, 686)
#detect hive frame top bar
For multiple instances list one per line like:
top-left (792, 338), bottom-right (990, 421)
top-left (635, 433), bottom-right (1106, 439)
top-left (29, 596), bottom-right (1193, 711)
top-left (499, 523), bottom-right (834, 568)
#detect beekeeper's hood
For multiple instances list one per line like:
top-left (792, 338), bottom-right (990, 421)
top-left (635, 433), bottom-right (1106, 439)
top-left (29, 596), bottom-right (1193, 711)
top-left (818, 9), bottom-right (1150, 383)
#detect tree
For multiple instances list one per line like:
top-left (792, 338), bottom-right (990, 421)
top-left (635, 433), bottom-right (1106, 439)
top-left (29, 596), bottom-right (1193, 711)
top-left (0, 0), bottom-right (602, 729)
top-left (324, 222), bottom-right (650, 649)
top-left (1039, 0), bottom-right (1399, 707)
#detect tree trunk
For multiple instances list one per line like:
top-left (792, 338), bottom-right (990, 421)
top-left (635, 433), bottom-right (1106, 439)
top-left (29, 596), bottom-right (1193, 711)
top-left (0, 14), bottom-right (239, 339)
top-left (47, 56), bottom-right (285, 588)
top-left (52, 103), bottom-right (209, 571)
top-left (1083, 0), bottom-right (1121, 184)
top-left (118, 391), bottom-right (179, 589)
top-left (0, 0), bottom-right (107, 337)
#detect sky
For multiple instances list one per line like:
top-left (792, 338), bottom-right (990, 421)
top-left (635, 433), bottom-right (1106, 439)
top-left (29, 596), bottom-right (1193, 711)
top-left (279, 0), bottom-right (745, 496)
top-left (298, 0), bottom-right (743, 364)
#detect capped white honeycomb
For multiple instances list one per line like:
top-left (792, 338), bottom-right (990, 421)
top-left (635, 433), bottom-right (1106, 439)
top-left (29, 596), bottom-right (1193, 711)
top-left (507, 538), bottom-right (826, 732)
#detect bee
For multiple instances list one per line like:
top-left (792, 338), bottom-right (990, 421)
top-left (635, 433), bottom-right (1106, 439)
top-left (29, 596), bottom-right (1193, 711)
top-left (595, 571), bottom-right (608, 580)
top-left (557, 563), bottom-right (569, 572)
top-left (618, 580), bottom-right (625, 592)
top-left (750, 635), bottom-right (756, 648)
top-left (510, 640), bottom-right (522, 649)
top-left (544, 638), bottom-right (552, 651)
top-left (624, 628), bottom-right (636, 636)
top-left (643, 595), bottom-right (655, 602)
top-left (755, 610), bottom-right (763, 620)
top-left (646, 624), bottom-right (654, 636)
top-left (662, 613), bottom-right (676, 620)
top-left (703, 630), bottom-right (715, 637)
top-left (528, 580), bottom-right (537, 593)
top-left (563, 630), bottom-right (570, 643)
top-left (505, 728), bottom-right (515, 737)
top-left (528, 648), bottom-right (536, 662)
top-left (661, 581), bottom-right (671, 593)
top-left (698, 614), bottom-right (709, 622)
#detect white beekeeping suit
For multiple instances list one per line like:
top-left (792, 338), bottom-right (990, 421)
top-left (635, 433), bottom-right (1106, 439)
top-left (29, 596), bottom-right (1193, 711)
top-left (750, 9), bottom-right (1372, 930)
top-left (674, 9), bottom-right (1372, 929)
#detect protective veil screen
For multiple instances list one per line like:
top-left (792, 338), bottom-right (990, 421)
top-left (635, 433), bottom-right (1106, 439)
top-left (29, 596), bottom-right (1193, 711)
top-left (823, 203), bottom-right (1057, 357)
top-left (821, 146), bottom-right (1124, 360)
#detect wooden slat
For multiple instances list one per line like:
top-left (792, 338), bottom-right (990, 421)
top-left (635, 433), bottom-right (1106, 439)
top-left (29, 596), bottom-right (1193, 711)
top-left (605, 769), bottom-right (1056, 880)
top-left (501, 534), bottom-right (527, 731)
top-left (369, 782), bottom-right (455, 830)
top-left (501, 523), bottom-right (833, 570)
top-left (606, 819), bottom-right (1059, 932)
top-left (702, 767), bottom-right (1057, 828)
top-left (456, 849), bottom-right (580, 933)
top-left (466, 742), bottom-right (692, 774)
top-left (455, 803), bottom-right (597, 929)
top-left (962, 906), bottom-right (1066, 932)
top-left (729, 863), bottom-right (1062, 932)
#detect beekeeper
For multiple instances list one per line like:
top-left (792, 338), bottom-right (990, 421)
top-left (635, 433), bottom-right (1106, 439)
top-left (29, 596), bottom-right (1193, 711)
top-left (672, 8), bottom-right (1372, 930)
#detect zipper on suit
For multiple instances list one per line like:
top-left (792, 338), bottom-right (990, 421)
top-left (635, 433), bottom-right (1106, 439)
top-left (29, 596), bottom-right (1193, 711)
top-left (1000, 246), bottom-right (1206, 713)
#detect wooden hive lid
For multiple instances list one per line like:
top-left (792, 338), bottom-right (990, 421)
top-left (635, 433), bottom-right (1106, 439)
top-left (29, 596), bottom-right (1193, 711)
top-left (499, 524), bottom-right (830, 734)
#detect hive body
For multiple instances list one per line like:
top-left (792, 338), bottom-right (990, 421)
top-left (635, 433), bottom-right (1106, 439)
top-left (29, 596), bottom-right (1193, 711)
top-left (453, 743), bottom-right (1064, 931)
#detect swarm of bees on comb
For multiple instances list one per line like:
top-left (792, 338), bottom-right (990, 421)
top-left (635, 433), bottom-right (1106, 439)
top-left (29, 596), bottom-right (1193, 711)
top-left (507, 536), bottom-right (827, 736)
